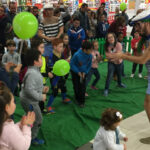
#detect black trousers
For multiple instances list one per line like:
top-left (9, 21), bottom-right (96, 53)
top-left (132, 63), bottom-right (143, 74)
top-left (71, 71), bottom-right (86, 105)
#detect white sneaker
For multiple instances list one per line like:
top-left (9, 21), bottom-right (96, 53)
top-left (130, 74), bottom-right (134, 78)
top-left (138, 73), bottom-right (142, 78)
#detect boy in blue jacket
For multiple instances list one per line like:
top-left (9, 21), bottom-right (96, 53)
top-left (68, 17), bottom-right (85, 56)
top-left (71, 40), bottom-right (92, 107)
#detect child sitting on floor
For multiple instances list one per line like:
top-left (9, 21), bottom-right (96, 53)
top-left (0, 81), bottom-right (35, 150)
top-left (93, 108), bottom-right (128, 150)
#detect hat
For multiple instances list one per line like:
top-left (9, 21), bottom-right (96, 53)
top-left (132, 8), bottom-right (150, 23)
top-left (43, 4), bottom-right (53, 9)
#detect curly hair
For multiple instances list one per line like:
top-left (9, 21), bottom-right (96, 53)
top-left (100, 108), bottom-right (123, 130)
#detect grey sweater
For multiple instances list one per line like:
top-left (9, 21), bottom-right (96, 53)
top-left (2, 51), bottom-right (21, 65)
top-left (20, 66), bottom-right (43, 104)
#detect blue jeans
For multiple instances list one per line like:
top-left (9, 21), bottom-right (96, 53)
top-left (86, 68), bottom-right (100, 87)
top-left (44, 43), bottom-right (53, 57)
top-left (105, 62), bottom-right (122, 90)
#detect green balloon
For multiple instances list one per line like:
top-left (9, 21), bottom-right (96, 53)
top-left (120, 2), bottom-right (127, 11)
top-left (53, 60), bottom-right (70, 76)
top-left (13, 12), bottom-right (38, 39)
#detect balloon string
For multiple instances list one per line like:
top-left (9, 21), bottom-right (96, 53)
top-left (19, 40), bottom-right (24, 55)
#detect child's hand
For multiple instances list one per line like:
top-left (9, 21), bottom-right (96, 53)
top-left (71, 30), bottom-right (76, 33)
top-left (21, 112), bottom-right (35, 126)
top-left (5, 62), bottom-right (16, 72)
top-left (43, 86), bottom-right (49, 94)
top-left (78, 72), bottom-right (82, 77)
top-left (78, 34), bottom-right (81, 39)
top-left (82, 73), bottom-right (85, 79)
top-left (124, 137), bottom-right (128, 142)
top-left (42, 94), bottom-right (47, 102)
top-left (48, 72), bottom-right (53, 78)
top-left (123, 144), bottom-right (127, 150)
top-left (14, 64), bottom-right (22, 73)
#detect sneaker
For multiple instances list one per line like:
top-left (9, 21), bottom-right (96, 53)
top-left (138, 73), bottom-right (142, 78)
top-left (118, 83), bottom-right (126, 88)
top-left (31, 138), bottom-right (44, 145)
top-left (63, 98), bottom-right (71, 104)
top-left (47, 106), bottom-right (55, 114)
top-left (104, 89), bottom-right (108, 96)
top-left (130, 74), bottom-right (134, 78)
top-left (91, 86), bottom-right (98, 90)
top-left (85, 93), bottom-right (89, 97)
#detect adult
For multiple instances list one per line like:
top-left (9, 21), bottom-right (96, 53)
top-left (97, 3), bottom-right (107, 22)
top-left (7, 1), bottom-right (16, 24)
top-left (108, 16), bottom-right (126, 37)
top-left (32, 6), bottom-right (41, 23)
top-left (107, 9), bottom-right (150, 123)
top-left (87, 10), bottom-right (97, 38)
top-left (0, 6), bottom-right (11, 55)
top-left (57, 0), bottom-right (71, 25)
top-left (38, 4), bottom-right (64, 57)
top-left (6, 1), bottom-right (17, 40)
top-left (74, 3), bottom-right (90, 36)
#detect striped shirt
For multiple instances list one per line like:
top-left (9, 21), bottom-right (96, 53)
top-left (39, 18), bottom-right (63, 43)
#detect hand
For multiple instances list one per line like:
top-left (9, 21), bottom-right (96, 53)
top-left (42, 94), bottom-right (46, 102)
top-left (5, 62), bottom-right (15, 72)
top-left (82, 73), bottom-right (85, 79)
top-left (48, 72), bottom-right (53, 78)
top-left (14, 64), bottom-right (22, 73)
top-left (124, 137), bottom-right (128, 142)
top-left (106, 52), bottom-right (123, 62)
top-left (123, 144), bottom-right (127, 150)
top-left (71, 30), bottom-right (76, 33)
top-left (46, 37), bottom-right (55, 42)
top-left (78, 72), bottom-right (82, 77)
top-left (78, 34), bottom-right (81, 39)
top-left (43, 86), bottom-right (49, 94)
top-left (21, 112), bottom-right (35, 126)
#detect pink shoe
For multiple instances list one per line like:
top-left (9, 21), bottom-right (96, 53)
top-left (91, 86), bottom-right (98, 90)
top-left (85, 93), bottom-right (89, 97)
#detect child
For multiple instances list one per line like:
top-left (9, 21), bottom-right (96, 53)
top-left (104, 33), bottom-right (126, 97)
top-left (0, 81), bottom-right (35, 150)
top-left (2, 40), bottom-right (21, 66)
top-left (93, 108), bottom-right (128, 150)
top-left (85, 41), bottom-right (102, 96)
top-left (71, 40), bottom-right (92, 107)
top-left (61, 34), bottom-right (71, 62)
top-left (96, 14), bottom-right (109, 38)
top-left (20, 50), bottom-right (47, 145)
top-left (47, 38), bottom-right (71, 113)
top-left (68, 17), bottom-right (85, 56)
top-left (118, 32), bottom-right (126, 77)
top-left (31, 37), bottom-right (49, 113)
top-left (130, 31), bottom-right (143, 78)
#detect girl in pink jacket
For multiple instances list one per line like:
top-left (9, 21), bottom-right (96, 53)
top-left (0, 81), bottom-right (35, 150)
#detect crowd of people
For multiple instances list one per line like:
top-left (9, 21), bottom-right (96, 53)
top-left (0, 0), bottom-right (149, 150)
